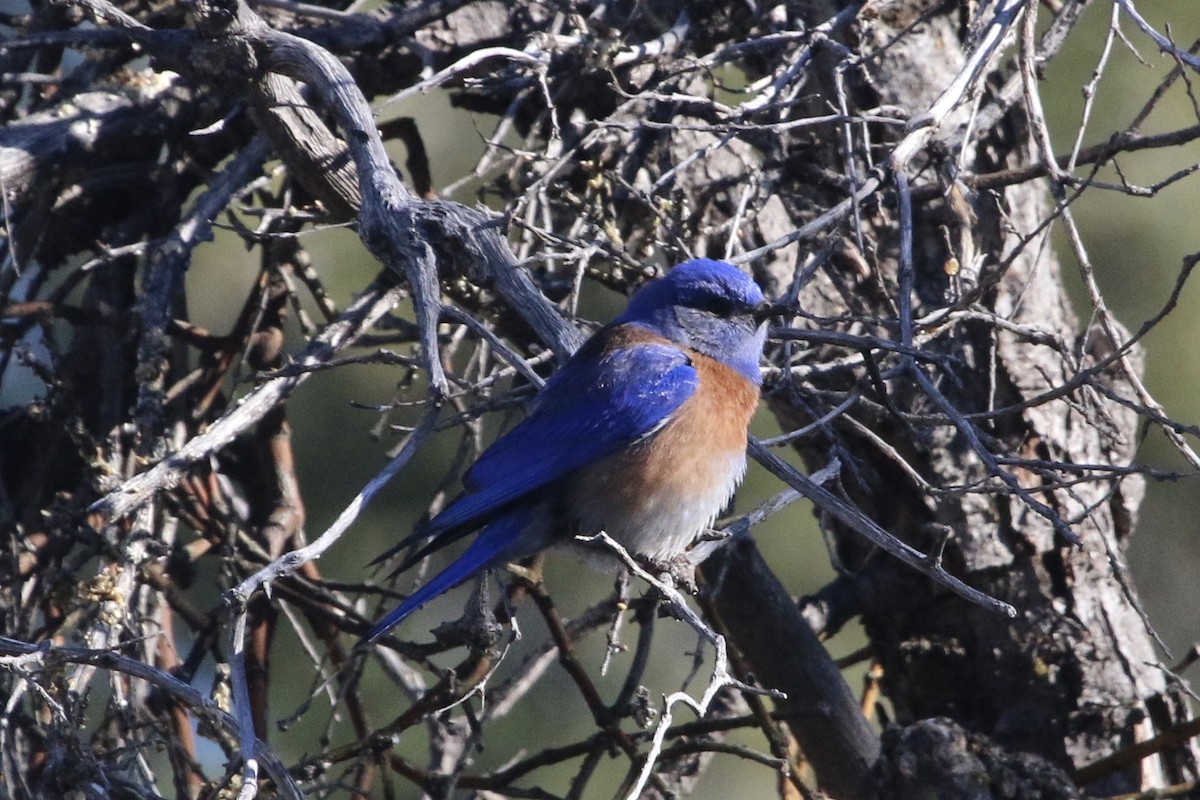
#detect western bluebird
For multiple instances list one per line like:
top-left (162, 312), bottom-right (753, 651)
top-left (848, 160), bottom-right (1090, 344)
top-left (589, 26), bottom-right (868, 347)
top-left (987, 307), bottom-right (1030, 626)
top-left (364, 258), bottom-right (771, 643)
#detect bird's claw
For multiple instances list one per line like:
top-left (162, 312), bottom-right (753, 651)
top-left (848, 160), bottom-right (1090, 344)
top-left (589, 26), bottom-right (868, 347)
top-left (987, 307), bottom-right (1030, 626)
top-left (642, 554), bottom-right (699, 594)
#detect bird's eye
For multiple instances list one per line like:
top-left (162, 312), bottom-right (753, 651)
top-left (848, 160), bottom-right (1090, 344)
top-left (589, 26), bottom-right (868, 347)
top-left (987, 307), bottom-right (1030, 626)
top-left (695, 294), bottom-right (736, 318)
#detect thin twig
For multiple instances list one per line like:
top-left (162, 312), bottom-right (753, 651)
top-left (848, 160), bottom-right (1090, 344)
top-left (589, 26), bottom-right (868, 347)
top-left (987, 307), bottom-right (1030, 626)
top-left (0, 636), bottom-right (302, 800)
top-left (574, 532), bottom-right (784, 800)
top-left (746, 439), bottom-right (1017, 618)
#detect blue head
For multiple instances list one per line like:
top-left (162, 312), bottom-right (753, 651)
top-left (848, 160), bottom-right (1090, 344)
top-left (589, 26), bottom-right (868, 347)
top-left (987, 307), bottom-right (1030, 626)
top-left (615, 259), bottom-right (769, 384)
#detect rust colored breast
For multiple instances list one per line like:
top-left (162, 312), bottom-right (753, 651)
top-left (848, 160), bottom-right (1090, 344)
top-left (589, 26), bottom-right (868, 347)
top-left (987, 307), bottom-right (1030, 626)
top-left (567, 349), bottom-right (760, 562)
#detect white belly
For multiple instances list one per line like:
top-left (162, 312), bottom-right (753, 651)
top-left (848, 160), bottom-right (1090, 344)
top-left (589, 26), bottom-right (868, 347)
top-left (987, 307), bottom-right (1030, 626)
top-left (567, 445), bottom-right (747, 563)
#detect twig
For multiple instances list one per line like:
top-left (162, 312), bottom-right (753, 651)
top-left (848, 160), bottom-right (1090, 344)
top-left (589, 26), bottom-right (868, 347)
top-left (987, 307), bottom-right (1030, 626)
top-left (90, 283), bottom-right (407, 521)
top-left (909, 367), bottom-right (1081, 545)
top-left (379, 46), bottom-right (548, 110)
top-left (226, 404), bottom-right (440, 607)
top-left (133, 134), bottom-right (273, 451)
top-left (0, 636), bottom-right (302, 800)
top-left (1075, 714), bottom-right (1200, 785)
top-left (746, 438), bottom-right (1017, 617)
top-left (1097, 782), bottom-right (1200, 800)
top-left (1115, 0), bottom-right (1200, 71)
top-left (574, 532), bottom-right (783, 800)
top-left (228, 613), bottom-right (260, 800)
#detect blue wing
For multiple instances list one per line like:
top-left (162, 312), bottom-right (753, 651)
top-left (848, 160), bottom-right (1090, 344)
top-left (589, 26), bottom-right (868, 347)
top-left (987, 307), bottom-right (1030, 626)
top-left (365, 328), bottom-right (697, 626)
top-left (430, 333), bottom-right (697, 534)
top-left (362, 505), bottom-right (535, 642)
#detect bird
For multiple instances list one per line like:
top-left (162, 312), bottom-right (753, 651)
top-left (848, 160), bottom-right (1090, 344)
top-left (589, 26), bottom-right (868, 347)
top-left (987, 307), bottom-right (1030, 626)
top-left (364, 258), bottom-right (773, 643)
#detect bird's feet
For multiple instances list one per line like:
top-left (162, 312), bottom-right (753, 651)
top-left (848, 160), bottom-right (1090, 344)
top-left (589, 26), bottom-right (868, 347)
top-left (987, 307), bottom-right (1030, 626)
top-left (694, 527), bottom-right (732, 546)
top-left (640, 553), bottom-right (699, 594)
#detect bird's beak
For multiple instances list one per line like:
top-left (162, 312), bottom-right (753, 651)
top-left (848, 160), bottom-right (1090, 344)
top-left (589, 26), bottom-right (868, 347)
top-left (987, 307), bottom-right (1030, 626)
top-left (753, 302), bottom-right (791, 324)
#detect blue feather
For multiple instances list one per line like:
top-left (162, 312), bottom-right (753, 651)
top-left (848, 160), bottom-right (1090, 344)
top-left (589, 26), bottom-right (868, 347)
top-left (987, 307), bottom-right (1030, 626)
top-left (362, 506), bottom-right (535, 643)
top-left (422, 334), bottom-right (696, 536)
top-left (363, 334), bottom-right (696, 641)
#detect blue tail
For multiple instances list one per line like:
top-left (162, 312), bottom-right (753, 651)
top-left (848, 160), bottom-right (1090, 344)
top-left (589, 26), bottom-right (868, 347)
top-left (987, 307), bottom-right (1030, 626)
top-left (362, 508), bottom-right (533, 644)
